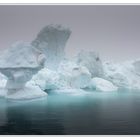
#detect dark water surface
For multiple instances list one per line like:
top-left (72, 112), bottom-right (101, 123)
top-left (0, 91), bottom-right (140, 135)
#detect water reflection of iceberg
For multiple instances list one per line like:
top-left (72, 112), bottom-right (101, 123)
top-left (0, 98), bottom-right (7, 128)
top-left (0, 97), bottom-right (64, 134)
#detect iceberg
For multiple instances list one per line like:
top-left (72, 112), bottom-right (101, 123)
top-left (103, 61), bottom-right (130, 89)
top-left (30, 62), bottom-right (91, 90)
top-left (0, 73), bottom-right (7, 97)
top-left (0, 41), bottom-right (47, 99)
top-left (0, 73), bottom-right (7, 89)
top-left (32, 24), bottom-right (71, 70)
top-left (6, 85), bottom-right (47, 100)
top-left (77, 51), bottom-right (104, 77)
top-left (57, 59), bottom-right (79, 87)
top-left (30, 68), bottom-right (66, 91)
top-left (69, 66), bottom-right (91, 89)
top-left (1, 23), bottom-right (140, 100)
top-left (103, 60), bottom-right (140, 90)
top-left (58, 59), bottom-right (91, 89)
top-left (88, 77), bottom-right (118, 92)
top-left (29, 58), bottom-right (92, 91)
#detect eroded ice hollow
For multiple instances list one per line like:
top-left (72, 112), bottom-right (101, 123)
top-left (0, 41), bottom-right (47, 100)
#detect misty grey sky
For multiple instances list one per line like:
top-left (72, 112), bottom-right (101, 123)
top-left (0, 5), bottom-right (140, 62)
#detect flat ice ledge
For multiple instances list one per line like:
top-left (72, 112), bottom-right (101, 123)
top-left (48, 88), bottom-right (89, 96)
top-left (6, 86), bottom-right (47, 100)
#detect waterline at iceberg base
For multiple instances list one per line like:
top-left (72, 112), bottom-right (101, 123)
top-left (0, 24), bottom-right (140, 134)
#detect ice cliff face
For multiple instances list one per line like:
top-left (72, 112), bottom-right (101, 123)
top-left (32, 24), bottom-right (71, 70)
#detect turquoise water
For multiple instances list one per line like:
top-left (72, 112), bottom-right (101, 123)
top-left (0, 90), bottom-right (140, 134)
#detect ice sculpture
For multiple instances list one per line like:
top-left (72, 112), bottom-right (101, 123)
top-left (32, 24), bottom-right (71, 70)
top-left (77, 51), bottom-right (104, 77)
top-left (0, 41), bottom-right (47, 99)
